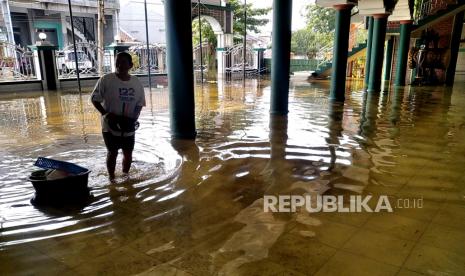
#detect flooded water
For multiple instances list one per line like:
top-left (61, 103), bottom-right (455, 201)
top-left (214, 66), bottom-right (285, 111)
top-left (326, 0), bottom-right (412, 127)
top-left (1, 76), bottom-right (465, 275)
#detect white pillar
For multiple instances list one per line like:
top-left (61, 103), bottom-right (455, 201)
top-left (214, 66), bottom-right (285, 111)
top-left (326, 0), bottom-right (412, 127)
top-left (217, 33), bottom-right (233, 79)
top-left (113, 10), bottom-right (119, 42)
top-left (157, 50), bottom-right (165, 72)
top-left (61, 13), bottom-right (68, 46)
top-left (1, 0), bottom-right (15, 44)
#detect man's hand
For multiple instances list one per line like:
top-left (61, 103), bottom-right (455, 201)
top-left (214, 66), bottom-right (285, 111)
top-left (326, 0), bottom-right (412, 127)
top-left (104, 112), bottom-right (118, 121)
top-left (92, 100), bottom-right (107, 116)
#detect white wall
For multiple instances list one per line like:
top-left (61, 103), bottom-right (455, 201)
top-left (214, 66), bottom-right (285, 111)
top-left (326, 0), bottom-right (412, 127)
top-left (118, 1), bottom-right (166, 44)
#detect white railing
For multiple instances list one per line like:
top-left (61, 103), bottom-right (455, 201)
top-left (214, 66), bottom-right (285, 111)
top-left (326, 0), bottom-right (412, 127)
top-left (0, 42), bottom-right (37, 82)
top-left (129, 44), bottom-right (166, 74)
top-left (56, 42), bottom-right (112, 79)
top-left (223, 44), bottom-right (256, 74)
top-left (316, 43), bottom-right (333, 70)
top-left (193, 42), bottom-right (213, 72)
top-left (414, 0), bottom-right (450, 23)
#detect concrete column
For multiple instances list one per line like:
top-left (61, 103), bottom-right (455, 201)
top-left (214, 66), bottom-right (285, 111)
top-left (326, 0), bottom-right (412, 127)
top-left (157, 51), bottom-right (165, 72)
top-left (1, 0), bottom-right (15, 44)
top-left (383, 36), bottom-right (394, 81)
top-left (35, 45), bottom-right (60, 90)
top-left (394, 20), bottom-right (412, 86)
top-left (329, 4), bottom-right (353, 101)
top-left (217, 33), bottom-right (233, 79)
top-left (446, 11), bottom-right (464, 86)
top-left (60, 13), bottom-right (68, 47)
top-left (164, 0), bottom-right (196, 139)
top-left (270, 0), bottom-right (292, 115)
top-left (364, 16), bottom-right (374, 90)
top-left (28, 10), bottom-right (36, 45)
top-left (113, 10), bottom-right (120, 42)
top-left (256, 48), bottom-right (265, 73)
top-left (367, 13), bottom-right (389, 93)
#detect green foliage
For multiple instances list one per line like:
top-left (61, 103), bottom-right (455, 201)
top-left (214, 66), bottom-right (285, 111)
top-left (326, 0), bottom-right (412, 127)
top-left (291, 29), bottom-right (334, 58)
top-left (191, 1), bottom-right (270, 46)
top-left (192, 18), bottom-right (217, 48)
top-left (304, 5), bottom-right (336, 34)
top-left (290, 4), bottom-right (336, 57)
top-left (228, 0), bottom-right (271, 42)
top-left (291, 29), bottom-right (317, 57)
top-left (355, 28), bottom-right (368, 46)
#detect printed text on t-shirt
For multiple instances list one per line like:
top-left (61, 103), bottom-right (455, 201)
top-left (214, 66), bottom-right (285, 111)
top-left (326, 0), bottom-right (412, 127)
top-left (119, 88), bottom-right (135, 102)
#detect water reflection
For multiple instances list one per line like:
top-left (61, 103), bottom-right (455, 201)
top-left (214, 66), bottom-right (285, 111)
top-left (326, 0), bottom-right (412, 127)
top-left (359, 92), bottom-right (380, 139)
top-left (327, 102), bottom-right (344, 171)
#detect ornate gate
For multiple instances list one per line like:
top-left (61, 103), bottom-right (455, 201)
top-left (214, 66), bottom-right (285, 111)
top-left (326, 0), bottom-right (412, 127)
top-left (56, 42), bottom-right (112, 79)
top-left (0, 42), bottom-right (36, 82)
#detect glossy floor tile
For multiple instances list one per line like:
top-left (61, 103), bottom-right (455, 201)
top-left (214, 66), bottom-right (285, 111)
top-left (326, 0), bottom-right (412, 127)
top-left (1, 78), bottom-right (465, 275)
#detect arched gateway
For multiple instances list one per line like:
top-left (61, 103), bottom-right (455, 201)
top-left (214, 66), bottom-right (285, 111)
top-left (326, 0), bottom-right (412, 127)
top-left (191, 1), bottom-right (234, 76)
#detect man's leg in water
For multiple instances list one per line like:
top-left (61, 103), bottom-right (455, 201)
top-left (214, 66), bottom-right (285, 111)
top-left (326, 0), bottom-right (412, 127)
top-left (122, 135), bottom-right (135, 174)
top-left (107, 150), bottom-right (118, 180)
top-left (103, 132), bottom-right (120, 180)
top-left (122, 149), bottom-right (133, 174)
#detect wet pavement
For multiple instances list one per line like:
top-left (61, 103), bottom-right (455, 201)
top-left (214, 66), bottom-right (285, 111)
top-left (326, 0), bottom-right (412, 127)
top-left (0, 76), bottom-right (464, 275)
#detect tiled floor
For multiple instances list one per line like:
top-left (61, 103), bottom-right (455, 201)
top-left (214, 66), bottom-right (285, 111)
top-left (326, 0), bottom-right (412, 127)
top-left (1, 79), bottom-right (464, 275)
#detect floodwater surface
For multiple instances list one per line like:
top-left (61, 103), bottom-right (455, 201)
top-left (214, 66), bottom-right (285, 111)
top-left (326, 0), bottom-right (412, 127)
top-left (1, 77), bottom-right (465, 275)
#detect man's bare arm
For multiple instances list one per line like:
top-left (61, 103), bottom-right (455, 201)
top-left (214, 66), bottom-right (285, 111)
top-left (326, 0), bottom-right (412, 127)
top-left (134, 105), bottom-right (143, 119)
top-left (92, 100), bottom-right (107, 116)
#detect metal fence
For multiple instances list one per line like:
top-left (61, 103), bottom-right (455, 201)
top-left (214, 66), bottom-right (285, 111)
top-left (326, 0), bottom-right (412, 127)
top-left (0, 42), bottom-right (37, 82)
top-left (225, 44), bottom-right (255, 72)
top-left (56, 42), bottom-right (112, 79)
top-left (129, 44), bottom-right (166, 74)
top-left (414, 0), bottom-right (449, 23)
top-left (193, 42), bottom-right (214, 71)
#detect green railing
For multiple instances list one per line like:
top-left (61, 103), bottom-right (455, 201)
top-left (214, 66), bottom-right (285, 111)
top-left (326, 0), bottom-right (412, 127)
top-left (264, 58), bottom-right (318, 73)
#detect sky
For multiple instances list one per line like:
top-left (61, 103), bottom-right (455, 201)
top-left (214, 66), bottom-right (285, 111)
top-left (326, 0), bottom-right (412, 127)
top-left (248, 0), bottom-right (311, 33)
top-left (119, 0), bottom-right (313, 34)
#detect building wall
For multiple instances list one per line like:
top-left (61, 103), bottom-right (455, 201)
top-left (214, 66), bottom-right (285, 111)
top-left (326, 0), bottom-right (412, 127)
top-left (433, 17), bottom-right (453, 48)
top-left (118, 2), bottom-right (166, 44)
top-left (348, 24), bottom-right (356, 52)
top-left (11, 12), bottom-right (31, 46)
top-left (390, 36), bottom-right (399, 83)
top-left (404, 16), bottom-right (454, 84)
top-left (8, 2), bottom-right (118, 48)
top-left (103, 15), bottom-right (115, 46)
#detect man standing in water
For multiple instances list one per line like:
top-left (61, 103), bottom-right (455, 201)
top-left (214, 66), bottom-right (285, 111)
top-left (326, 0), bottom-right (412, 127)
top-left (91, 52), bottom-right (146, 180)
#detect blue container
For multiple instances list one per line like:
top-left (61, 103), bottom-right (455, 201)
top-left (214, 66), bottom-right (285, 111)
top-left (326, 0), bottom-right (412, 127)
top-left (34, 157), bottom-right (88, 174)
top-left (28, 168), bottom-right (90, 205)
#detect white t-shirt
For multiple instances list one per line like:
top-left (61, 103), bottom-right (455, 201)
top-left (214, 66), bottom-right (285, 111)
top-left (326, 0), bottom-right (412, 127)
top-left (91, 73), bottom-right (146, 136)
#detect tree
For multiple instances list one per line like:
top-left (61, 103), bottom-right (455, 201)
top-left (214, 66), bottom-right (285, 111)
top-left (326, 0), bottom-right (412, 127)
top-left (191, 1), bottom-right (270, 46)
top-left (227, 0), bottom-right (271, 42)
top-left (304, 5), bottom-right (336, 34)
top-left (291, 29), bottom-right (317, 58)
top-left (304, 4), bottom-right (336, 48)
top-left (192, 18), bottom-right (217, 68)
top-left (192, 18), bottom-right (217, 47)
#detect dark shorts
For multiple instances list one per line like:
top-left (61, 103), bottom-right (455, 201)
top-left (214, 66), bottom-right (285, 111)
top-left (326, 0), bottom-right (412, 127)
top-left (102, 132), bottom-right (135, 152)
